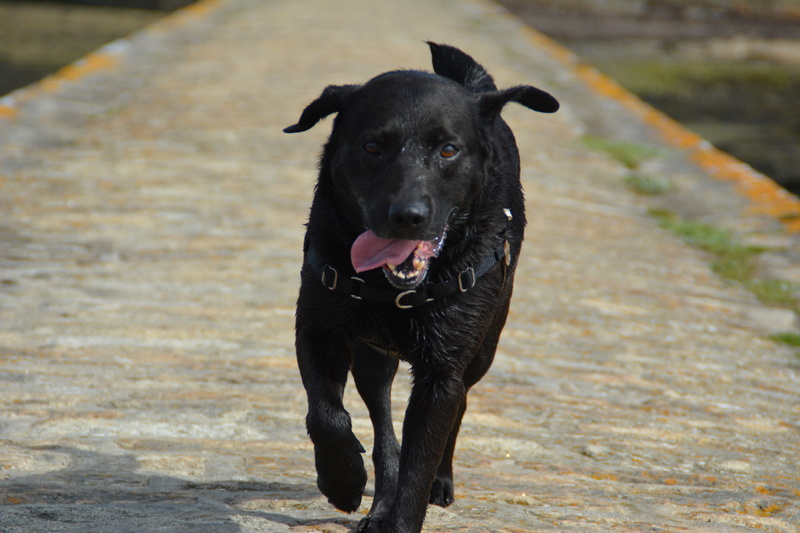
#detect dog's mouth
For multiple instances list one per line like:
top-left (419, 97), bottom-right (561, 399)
top-left (351, 229), bottom-right (447, 290)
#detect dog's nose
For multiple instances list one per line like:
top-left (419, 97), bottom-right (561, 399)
top-left (389, 201), bottom-right (430, 231)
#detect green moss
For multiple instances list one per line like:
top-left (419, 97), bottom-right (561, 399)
top-left (747, 279), bottom-right (800, 308)
top-left (651, 209), bottom-right (756, 283)
top-left (648, 210), bottom-right (798, 309)
top-left (623, 173), bottom-right (676, 195)
top-left (768, 331), bottom-right (800, 347)
top-left (711, 253), bottom-right (757, 285)
top-left (651, 211), bottom-right (748, 257)
top-left (581, 136), bottom-right (661, 169)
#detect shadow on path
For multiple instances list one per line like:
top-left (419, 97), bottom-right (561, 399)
top-left (0, 446), bottom-right (352, 532)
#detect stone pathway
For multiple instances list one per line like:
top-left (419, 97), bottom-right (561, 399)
top-left (0, 1), bottom-right (798, 531)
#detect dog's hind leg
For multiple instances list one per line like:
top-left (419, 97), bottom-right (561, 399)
top-left (296, 327), bottom-right (367, 513)
top-left (351, 344), bottom-right (401, 529)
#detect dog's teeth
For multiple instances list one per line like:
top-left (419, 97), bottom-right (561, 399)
top-left (413, 258), bottom-right (425, 271)
top-left (387, 263), bottom-right (397, 272)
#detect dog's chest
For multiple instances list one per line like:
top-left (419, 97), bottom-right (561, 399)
top-left (356, 334), bottom-right (404, 359)
top-left (353, 310), bottom-right (422, 360)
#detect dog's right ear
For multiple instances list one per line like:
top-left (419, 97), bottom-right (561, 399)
top-left (283, 84), bottom-right (361, 133)
top-left (478, 85), bottom-right (560, 120)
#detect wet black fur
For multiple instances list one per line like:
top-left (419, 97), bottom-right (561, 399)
top-left (284, 43), bottom-right (558, 533)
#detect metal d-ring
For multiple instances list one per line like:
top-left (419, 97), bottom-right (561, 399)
top-left (321, 264), bottom-right (338, 291)
top-left (395, 290), bottom-right (417, 309)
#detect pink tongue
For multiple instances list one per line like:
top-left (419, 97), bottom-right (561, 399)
top-left (351, 230), bottom-right (421, 273)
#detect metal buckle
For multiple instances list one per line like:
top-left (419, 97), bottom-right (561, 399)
top-left (458, 267), bottom-right (476, 292)
top-left (395, 290), bottom-right (417, 309)
top-left (321, 265), bottom-right (338, 291)
top-left (350, 277), bottom-right (365, 300)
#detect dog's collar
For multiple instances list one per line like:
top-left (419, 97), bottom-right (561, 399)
top-left (305, 209), bottom-right (514, 310)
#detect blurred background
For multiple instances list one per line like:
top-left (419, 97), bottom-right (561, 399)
top-left (500, 0), bottom-right (800, 195)
top-left (0, 0), bottom-right (193, 96)
top-left (1, 0), bottom-right (799, 193)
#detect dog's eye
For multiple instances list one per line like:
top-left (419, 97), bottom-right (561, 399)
top-left (440, 145), bottom-right (458, 158)
top-left (364, 142), bottom-right (380, 155)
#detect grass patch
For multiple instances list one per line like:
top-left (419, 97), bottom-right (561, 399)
top-left (768, 331), bottom-right (800, 347)
top-left (581, 136), bottom-right (673, 195)
top-left (581, 136), bottom-right (661, 169)
top-left (623, 173), bottom-right (676, 195)
top-left (711, 253), bottom-right (758, 285)
top-left (650, 209), bottom-right (800, 355)
top-left (648, 209), bottom-right (799, 308)
top-left (747, 279), bottom-right (800, 308)
top-left (653, 211), bottom-right (758, 283)
top-left (649, 210), bottom-right (742, 257)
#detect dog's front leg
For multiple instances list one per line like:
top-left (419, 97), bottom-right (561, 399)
top-left (373, 369), bottom-right (466, 533)
top-left (352, 344), bottom-right (401, 528)
top-left (296, 326), bottom-right (367, 513)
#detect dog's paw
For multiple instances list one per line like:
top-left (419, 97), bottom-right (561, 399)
top-left (359, 512), bottom-right (418, 533)
top-left (357, 514), bottom-right (383, 533)
top-left (314, 435), bottom-right (367, 513)
top-left (321, 480), bottom-right (364, 514)
top-left (429, 475), bottom-right (455, 507)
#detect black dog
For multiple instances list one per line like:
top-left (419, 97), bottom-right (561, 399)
top-left (284, 43), bottom-right (558, 533)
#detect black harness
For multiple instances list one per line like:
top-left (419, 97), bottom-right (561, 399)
top-left (306, 242), bottom-right (509, 309)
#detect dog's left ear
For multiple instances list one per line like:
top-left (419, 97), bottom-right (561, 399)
top-left (283, 84), bottom-right (361, 133)
top-left (478, 85), bottom-right (559, 120)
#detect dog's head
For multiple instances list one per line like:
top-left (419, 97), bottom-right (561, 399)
top-left (285, 43), bottom-right (558, 290)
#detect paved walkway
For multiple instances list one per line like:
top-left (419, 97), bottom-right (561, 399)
top-left (1, 1), bottom-right (798, 531)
